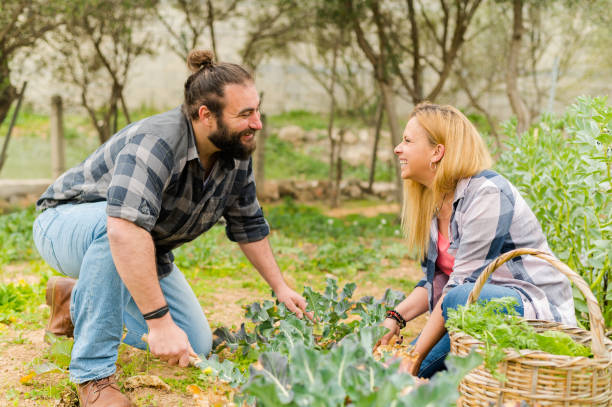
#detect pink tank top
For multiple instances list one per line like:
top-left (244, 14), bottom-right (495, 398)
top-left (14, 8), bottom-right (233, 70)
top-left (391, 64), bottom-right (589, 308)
top-left (436, 231), bottom-right (455, 276)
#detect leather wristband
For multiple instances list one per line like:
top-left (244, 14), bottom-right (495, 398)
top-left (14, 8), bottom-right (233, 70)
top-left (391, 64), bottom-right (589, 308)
top-left (385, 309), bottom-right (406, 329)
top-left (142, 305), bottom-right (169, 320)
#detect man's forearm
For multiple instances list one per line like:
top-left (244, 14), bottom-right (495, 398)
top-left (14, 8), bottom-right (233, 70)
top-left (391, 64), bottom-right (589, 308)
top-left (107, 216), bottom-right (165, 314)
top-left (238, 237), bottom-right (287, 292)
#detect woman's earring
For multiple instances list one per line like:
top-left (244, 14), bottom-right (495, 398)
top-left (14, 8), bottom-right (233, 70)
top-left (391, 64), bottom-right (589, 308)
top-left (429, 161), bottom-right (438, 171)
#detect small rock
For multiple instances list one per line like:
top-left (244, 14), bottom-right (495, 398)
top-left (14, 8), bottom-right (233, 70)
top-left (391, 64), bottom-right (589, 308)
top-left (259, 180), bottom-right (280, 201)
top-left (123, 374), bottom-right (171, 391)
top-left (55, 387), bottom-right (78, 407)
top-left (342, 130), bottom-right (358, 144)
top-left (278, 125), bottom-right (306, 144)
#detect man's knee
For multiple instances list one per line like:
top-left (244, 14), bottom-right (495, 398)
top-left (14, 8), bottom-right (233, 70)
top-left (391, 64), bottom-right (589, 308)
top-left (191, 324), bottom-right (213, 357)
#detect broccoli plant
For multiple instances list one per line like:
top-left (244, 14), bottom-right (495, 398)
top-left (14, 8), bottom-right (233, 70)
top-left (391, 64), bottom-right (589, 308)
top-left (205, 278), bottom-right (481, 406)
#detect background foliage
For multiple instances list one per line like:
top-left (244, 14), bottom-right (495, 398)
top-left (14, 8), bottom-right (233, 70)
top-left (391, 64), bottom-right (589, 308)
top-left (497, 96), bottom-right (611, 327)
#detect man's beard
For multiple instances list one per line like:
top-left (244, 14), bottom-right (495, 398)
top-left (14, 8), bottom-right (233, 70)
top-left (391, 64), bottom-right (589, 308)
top-left (208, 117), bottom-right (256, 160)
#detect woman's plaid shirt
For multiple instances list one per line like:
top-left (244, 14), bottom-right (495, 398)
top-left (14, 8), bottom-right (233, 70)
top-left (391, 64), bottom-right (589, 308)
top-left (417, 170), bottom-right (576, 326)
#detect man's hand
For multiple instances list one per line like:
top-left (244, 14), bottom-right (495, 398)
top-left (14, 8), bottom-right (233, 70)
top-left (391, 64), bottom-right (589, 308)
top-left (275, 285), bottom-right (313, 321)
top-left (375, 317), bottom-right (400, 349)
top-left (146, 314), bottom-right (197, 367)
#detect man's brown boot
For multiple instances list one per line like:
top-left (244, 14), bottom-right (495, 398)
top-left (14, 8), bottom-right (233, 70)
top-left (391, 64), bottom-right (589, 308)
top-left (78, 375), bottom-right (134, 407)
top-left (45, 276), bottom-right (76, 337)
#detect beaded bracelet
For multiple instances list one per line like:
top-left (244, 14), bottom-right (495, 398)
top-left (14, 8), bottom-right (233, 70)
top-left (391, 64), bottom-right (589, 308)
top-left (385, 309), bottom-right (406, 329)
top-left (143, 305), bottom-right (169, 320)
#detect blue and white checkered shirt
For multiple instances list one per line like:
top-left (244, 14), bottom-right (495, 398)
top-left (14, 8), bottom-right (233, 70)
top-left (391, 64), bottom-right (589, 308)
top-left (37, 107), bottom-right (269, 278)
top-left (417, 169), bottom-right (576, 326)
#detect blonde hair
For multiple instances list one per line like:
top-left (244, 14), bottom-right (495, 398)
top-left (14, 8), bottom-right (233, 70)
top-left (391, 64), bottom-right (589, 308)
top-left (401, 102), bottom-right (492, 259)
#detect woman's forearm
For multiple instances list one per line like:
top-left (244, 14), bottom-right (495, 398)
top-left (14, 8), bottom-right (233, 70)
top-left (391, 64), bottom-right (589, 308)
top-left (412, 294), bottom-right (447, 374)
top-left (395, 286), bottom-right (429, 322)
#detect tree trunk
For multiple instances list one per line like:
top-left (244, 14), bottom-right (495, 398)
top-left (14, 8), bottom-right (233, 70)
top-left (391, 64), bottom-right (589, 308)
top-left (368, 102), bottom-right (384, 191)
top-left (506, 0), bottom-right (530, 135)
top-left (120, 92), bottom-right (131, 124)
top-left (379, 81), bottom-right (402, 203)
top-left (207, 0), bottom-right (218, 60)
top-left (0, 62), bottom-right (17, 128)
top-left (255, 112), bottom-right (268, 200)
top-left (332, 128), bottom-right (344, 208)
top-left (50, 94), bottom-right (65, 179)
top-left (327, 43), bottom-right (339, 182)
top-left (0, 81), bottom-right (27, 174)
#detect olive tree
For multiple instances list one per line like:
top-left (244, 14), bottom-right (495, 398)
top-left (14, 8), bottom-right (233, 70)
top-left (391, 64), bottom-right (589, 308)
top-left (48, 0), bottom-right (158, 143)
top-left (0, 0), bottom-right (65, 127)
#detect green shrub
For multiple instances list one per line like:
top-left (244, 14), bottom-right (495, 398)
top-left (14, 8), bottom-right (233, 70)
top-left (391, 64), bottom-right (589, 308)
top-left (0, 206), bottom-right (39, 264)
top-left (496, 96), bottom-right (611, 327)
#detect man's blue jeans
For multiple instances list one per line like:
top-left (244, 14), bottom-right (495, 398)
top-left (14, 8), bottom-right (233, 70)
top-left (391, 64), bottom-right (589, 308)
top-left (413, 283), bottom-right (524, 378)
top-left (33, 201), bottom-right (212, 383)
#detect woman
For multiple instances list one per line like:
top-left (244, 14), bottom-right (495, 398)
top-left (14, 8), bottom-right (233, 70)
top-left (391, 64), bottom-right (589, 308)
top-left (379, 102), bottom-right (576, 378)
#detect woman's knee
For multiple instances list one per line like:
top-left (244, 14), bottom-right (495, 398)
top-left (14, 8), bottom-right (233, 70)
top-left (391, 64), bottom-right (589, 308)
top-left (442, 284), bottom-right (474, 319)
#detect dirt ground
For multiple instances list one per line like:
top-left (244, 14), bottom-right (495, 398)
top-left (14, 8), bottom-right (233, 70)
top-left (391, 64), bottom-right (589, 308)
top-left (0, 204), bottom-right (425, 406)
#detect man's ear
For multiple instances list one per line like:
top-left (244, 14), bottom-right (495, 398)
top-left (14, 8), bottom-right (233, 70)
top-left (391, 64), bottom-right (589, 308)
top-left (197, 105), bottom-right (214, 126)
top-left (432, 144), bottom-right (445, 163)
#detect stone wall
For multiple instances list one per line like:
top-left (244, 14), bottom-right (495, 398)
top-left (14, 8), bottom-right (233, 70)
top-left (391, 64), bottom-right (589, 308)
top-left (0, 179), bottom-right (52, 211)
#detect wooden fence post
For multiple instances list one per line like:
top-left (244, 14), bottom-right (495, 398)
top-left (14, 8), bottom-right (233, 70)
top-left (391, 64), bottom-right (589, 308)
top-left (50, 95), bottom-right (65, 179)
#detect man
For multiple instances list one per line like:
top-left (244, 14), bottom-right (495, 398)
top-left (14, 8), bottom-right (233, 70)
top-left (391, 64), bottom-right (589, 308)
top-left (33, 50), bottom-right (308, 406)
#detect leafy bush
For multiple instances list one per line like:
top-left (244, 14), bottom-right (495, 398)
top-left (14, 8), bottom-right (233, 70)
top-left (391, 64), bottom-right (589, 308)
top-left (0, 206), bottom-right (39, 264)
top-left (496, 96), bottom-right (611, 328)
top-left (0, 280), bottom-right (44, 325)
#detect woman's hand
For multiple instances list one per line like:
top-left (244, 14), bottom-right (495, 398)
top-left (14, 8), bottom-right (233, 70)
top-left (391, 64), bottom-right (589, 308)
top-left (375, 317), bottom-right (401, 349)
top-left (399, 356), bottom-right (421, 376)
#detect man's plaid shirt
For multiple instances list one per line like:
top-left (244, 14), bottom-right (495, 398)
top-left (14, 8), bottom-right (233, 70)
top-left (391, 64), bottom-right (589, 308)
top-left (37, 107), bottom-right (269, 278)
top-left (418, 169), bottom-right (576, 326)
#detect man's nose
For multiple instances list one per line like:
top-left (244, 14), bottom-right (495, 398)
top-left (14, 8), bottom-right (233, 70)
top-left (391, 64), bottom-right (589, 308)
top-left (250, 111), bottom-right (263, 130)
top-left (394, 144), bottom-right (401, 155)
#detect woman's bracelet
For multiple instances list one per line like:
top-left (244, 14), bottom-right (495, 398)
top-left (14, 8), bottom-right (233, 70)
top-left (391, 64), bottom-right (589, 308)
top-left (143, 305), bottom-right (170, 320)
top-left (385, 309), bottom-right (406, 329)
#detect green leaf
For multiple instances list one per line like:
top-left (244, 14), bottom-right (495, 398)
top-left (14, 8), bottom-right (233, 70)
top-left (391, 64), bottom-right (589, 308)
top-left (33, 362), bottom-right (65, 376)
top-left (246, 352), bottom-right (293, 404)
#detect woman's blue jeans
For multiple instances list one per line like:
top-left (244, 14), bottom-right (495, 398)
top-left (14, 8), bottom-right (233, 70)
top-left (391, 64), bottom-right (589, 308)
top-left (413, 283), bottom-right (524, 379)
top-left (33, 201), bottom-right (212, 383)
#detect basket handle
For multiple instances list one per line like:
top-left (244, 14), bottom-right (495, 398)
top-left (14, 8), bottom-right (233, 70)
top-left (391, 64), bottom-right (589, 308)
top-left (465, 248), bottom-right (608, 359)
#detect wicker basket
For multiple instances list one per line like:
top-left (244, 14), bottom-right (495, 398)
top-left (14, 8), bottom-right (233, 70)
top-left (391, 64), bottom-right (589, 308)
top-left (449, 248), bottom-right (612, 406)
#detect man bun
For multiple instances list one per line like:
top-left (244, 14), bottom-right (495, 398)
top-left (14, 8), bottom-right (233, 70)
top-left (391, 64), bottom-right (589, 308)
top-left (187, 49), bottom-right (215, 73)
top-left (183, 49), bottom-right (253, 120)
